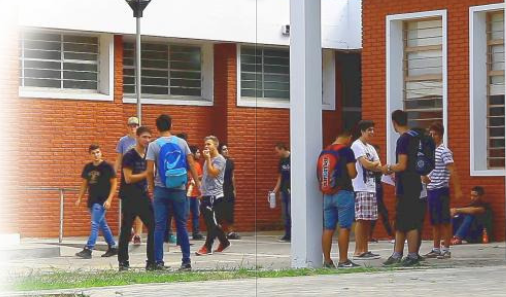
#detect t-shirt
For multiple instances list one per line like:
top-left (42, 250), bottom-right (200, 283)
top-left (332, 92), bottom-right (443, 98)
top-left (146, 136), bottom-right (191, 190)
top-left (427, 144), bottom-right (454, 190)
top-left (395, 132), bottom-right (422, 197)
top-left (201, 154), bottom-right (227, 197)
top-left (116, 135), bottom-right (136, 155)
top-left (223, 158), bottom-right (235, 198)
top-left (120, 148), bottom-right (148, 199)
top-left (351, 140), bottom-right (379, 192)
top-left (188, 162), bottom-right (203, 198)
top-left (278, 155), bottom-right (291, 193)
top-left (334, 146), bottom-right (357, 192)
top-left (81, 161), bottom-right (116, 208)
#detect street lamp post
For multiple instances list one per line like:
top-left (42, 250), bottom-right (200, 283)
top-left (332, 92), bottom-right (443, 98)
top-left (125, 0), bottom-right (151, 125)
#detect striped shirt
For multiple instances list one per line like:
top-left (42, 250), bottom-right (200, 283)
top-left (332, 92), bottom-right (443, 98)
top-left (427, 144), bottom-right (454, 190)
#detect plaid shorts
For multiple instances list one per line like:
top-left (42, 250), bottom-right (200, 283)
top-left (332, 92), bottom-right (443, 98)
top-left (354, 192), bottom-right (378, 220)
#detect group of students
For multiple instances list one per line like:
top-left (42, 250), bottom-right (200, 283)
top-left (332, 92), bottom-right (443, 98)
top-left (317, 109), bottom-right (482, 268)
top-left (75, 114), bottom-right (238, 271)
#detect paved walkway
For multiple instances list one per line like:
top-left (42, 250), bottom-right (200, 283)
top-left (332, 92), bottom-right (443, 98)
top-left (4, 265), bottom-right (506, 296)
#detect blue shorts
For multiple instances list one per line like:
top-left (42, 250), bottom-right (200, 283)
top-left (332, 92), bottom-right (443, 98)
top-left (324, 190), bottom-right (355, 230)
top-left (428, 187), bottom-right (451, 225)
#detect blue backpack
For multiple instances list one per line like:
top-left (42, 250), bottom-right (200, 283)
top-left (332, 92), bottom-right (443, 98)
top-left (156, 137), bottom-right (188, 188)
top-left (407, 129), bottom-right (436, 176)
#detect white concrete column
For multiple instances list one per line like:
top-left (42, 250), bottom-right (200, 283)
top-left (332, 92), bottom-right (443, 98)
top-left (289, 0), bottom-right (323, 268)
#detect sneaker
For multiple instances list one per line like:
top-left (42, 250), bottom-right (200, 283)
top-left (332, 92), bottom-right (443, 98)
top-left (401, 256), bottom-right (420, 267)
top-left (352, 252), bottom-right (380, 260)
top-left (195, 246), bottom-right (213, 256)
top-left (323, 260), bottom-right (336, 269)
top-left (146, 261), bottom-right (157, 271)
top-left (178, 262), bottom-right (192, 272)
top-left (214, 241), bottom-right (232, 253)
top-left (369, 238), bottom-right (379, 243)
top-left (119, 261), bottom-right (130, 271)
top-left (437, 251), bottom-right (451, 259)
top-left (279, 235), bottom-right (291, 242)
top-left (192, 233), bottom-right (204, 240)
top-left (417, 254), bottom-right (425, 261)
top-left (451, 237), bottom-right (462, 245)
top-left (75, 248), bottom-right (92, 259)
top-left (366, 251), bottom-right (381, 258)
top-left (383, 256), bottom-right (402, 266)
top-left (168, 234), bottom-right (177, 244)
top-left (153, 262), bottom-right (170, 271)
top-left (227, 232), bottom-right (241, 240)
top-left (337, 260), bottom-right (360, 268)
top-left (423, 250), bottom-right (441, 259)
top-left (130, 228), bottom-right (135, 242)
top-left (133, 235), bottom-right (141, 246)
top-left (101, 247), bottom-right (118, 258)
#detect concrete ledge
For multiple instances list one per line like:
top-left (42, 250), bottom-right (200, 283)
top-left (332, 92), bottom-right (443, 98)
top-left (0, 244), bottom-right (60, 260)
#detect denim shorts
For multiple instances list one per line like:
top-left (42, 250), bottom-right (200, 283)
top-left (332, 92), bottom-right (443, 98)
top-left (324, 190), bottom-right (355, 230)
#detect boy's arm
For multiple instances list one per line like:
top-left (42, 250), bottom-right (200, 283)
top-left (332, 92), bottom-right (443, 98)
top-left (123, 167), bottom-right (147, 184)
top-left (447, 163), bottom-right (463, 201)
top-left (103, 177), bottom-right (117, 210)
top-left (114, 153), bottom-right (123, 173)
top-left (147, 160), bottom-right (155, 192)
top-left (347, 162), bottom-right (358, 179)
top-left (187, 155), bottom-right (200, 189)
top-left (273, 174), bottom-right (282, 193)
top-left (75, 179), bottom-right (88, 206)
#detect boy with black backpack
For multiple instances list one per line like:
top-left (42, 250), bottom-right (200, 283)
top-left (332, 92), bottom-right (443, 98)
top-left (381, 110), bottom-right (433, 267)
top-left (317, 129), bottom-right (359, 268)
top-left (146, 114), bottom-right (200, 271)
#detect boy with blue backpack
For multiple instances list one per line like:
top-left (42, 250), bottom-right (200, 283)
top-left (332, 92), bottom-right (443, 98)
top-left (317, 129), bottom-right (359, 268)
top-left (146, 114), bottom-right (201, 271)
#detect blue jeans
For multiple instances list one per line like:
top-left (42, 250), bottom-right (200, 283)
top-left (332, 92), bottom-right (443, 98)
top-left (86, 203), bottom-right (116, 249)
top-left (324, 190), bottom-right (355, 230)
top-left (453, 214), bottom-right (478, 240)
top-left (154, 187), bottom-right (190, 264)
top-left (281, 191), bottom-right (291, 238)
top-left (188, 197), bottom-right (200, 233)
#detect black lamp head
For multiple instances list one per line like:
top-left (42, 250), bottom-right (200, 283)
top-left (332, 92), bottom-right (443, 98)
top-left (126, 0), bottom-right (152, 18)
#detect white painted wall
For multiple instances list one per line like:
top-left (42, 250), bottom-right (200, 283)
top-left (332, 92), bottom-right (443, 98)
top-left (19, 0), bottom-right (362, 50)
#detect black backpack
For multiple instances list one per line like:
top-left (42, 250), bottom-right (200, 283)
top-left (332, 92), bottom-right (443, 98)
top-left (407, 129), bottom-right (436, 175)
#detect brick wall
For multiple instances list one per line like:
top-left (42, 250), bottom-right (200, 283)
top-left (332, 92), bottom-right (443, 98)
top-left (16, 37), bottom-right (341, 237)
top-left (363, 0), bottom-right (505, 241)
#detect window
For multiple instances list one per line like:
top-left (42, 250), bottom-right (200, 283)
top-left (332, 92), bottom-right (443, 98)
top-left (20, 31), bottom-right (99, 91)
top-left (470, 4), bottom-right (505, 175)
top-left (486, 12), bottom-right (505, 168)
top-left (386, 10), bottom-right (447, 165)
top-left (123, 42), bottom-right (202, 97)
top-left (237, 45), bottom-right (336, 110)
top-left (403, 18), bottom-right (443, 128)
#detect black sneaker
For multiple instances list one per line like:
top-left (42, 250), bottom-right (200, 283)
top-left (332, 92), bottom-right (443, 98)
top-left (366, 251), bottom-right (381, 258)
top-left (352, 252), bottom-right (380, 260)
top-left (178, 262), bottom-right (192, 272)
top-left (417, 254), bottom-right (425, 261)
top-left (192, 233), bottom-right (204, 240)
top-left (101, 247), bottom-right (118, 258)
top-left (423, 250), bottom-right (441, 259)
top-left (323, 260), bottom-right (336, 269)
top-left (153, 262), bottom-right (170, 271)
top-left (75, 248), bottom-right (92, 259)
top-left (383, 256), bottom-right (402, 266)
top-left (146, 261), bottom-right (157, 271)
top-left (401, 256), bottom-right (420, 267)
top-left (337, 260), bottom-right (360, 268)
top-left (227, 232), bottom-right (241, 240)
top-left (119, 261), bottom-right (130, 271)
top-left (279, 235), bottom-right (291, 242)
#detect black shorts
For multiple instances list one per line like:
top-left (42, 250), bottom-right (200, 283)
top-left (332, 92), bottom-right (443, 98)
top-left (428, 187), bottom-right (451, 225)
top-left (396, 191), bottom-right (423, 232)
top-left (215, 195), bottom-right (235, 224)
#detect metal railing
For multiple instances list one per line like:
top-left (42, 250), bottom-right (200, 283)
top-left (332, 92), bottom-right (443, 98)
top-left (22, 187), bottom-right (80, 244)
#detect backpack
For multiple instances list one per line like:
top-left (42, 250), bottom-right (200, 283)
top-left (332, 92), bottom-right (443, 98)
top-left (317, 144), bottom-right (346, 195)
top-left (406, 129), bottom-right (436, 176)
top-left (156, 137), bottom-right (188, 188)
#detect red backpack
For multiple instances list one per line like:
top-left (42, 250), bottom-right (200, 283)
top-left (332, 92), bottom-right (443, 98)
top-left (317, 144), bottom-right (346, 195)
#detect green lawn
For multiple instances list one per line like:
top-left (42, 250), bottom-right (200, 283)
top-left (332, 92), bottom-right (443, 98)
top-left (12, 266), bottom-right (393, 291)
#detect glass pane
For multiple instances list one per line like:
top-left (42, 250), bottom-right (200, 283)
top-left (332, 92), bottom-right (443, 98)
top-left (25, 60), bottom-right (61, 70)
top-left (24, 49), bottom-right (61, 60)
top-left (63, 80), bottom-right (97, 90)
top-left (170, 87), bottom-right (201, 96)
top-left (407, 50), bottom-right (442, 76)
top-left (63, 71), bottom-right (97, 81)
top-left (24, 78), bottom-right (61, 88)
top-left (406, 19), bottom-right (443, 47)
top-left (25, 69), bottom-right (61, 79)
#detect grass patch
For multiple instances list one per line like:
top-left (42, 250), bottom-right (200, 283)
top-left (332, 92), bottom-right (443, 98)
top-left (11, 266), bottom-right (389, 292)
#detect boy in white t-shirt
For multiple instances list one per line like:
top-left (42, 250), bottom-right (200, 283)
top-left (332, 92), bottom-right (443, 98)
top-left (351, 120), bottom-right (382, 260)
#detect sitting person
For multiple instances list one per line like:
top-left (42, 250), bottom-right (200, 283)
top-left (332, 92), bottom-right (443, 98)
top-left (451, 186), bottom-right (492, 244)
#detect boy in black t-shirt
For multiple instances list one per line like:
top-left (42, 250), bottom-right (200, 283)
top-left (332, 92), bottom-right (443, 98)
top-left (273, 143), bottom-right (291, 242)
top-left (75, 144), bottom-right (118, 259)
top-left (118, 126), bottom-right (156, 271)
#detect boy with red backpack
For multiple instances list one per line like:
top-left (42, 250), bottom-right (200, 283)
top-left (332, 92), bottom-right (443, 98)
top-left (318, 129), bottom-right (359, 268)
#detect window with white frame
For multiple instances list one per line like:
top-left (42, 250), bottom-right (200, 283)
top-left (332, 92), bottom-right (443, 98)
top-left (403, 18), bottom-right (443, 128)
top-left (123, 42), bottom-right (203, 97)
top-left (19, 31), bottom-right (99, 91)
top-left (486, 11), bottom-right (505, 168)
top-left (237, 45), bottom-right (336, 109)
